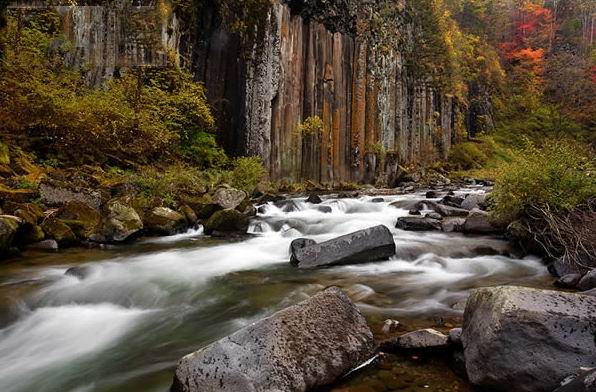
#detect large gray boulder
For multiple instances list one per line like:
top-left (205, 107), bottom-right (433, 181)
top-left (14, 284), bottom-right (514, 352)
top-left (171, 287), bottom-right (374, 392)
top-left (94, 201), bottom-right (143, 242)
top-left (461, 193), bottom-right (488, 211)
top-left (462, 286), bottom-right (596, 392)
top-left (0, 216), bottom-right (20, 253)
top-left (144, 207), bottom-right (187, 236)
top-left (577, 269), bottom-right (596, 291)
top-left (290, 225), bottom-right (396, 269)
top-left (463, 208), bottom-right (502, 234)
top-left (203, 209), bottom-right (249, 236)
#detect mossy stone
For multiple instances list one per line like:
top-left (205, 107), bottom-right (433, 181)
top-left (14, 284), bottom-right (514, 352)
top-left (41, 218), bottom-right (77, 244)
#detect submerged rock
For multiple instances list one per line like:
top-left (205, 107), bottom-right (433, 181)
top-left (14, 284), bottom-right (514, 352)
top-left (396, 216), bottom-right (442, 231)
top-left (171, 287), bottom-right (374, 392)
top-left (555, 273), bottom-right (582, 289)
top-left (290, 225), bottom-right (395, 269)
top-left (395, 329), bottom-right (448, 349)
top-left (462, 286), bottom-right (596, 392)
top-left (203, 209), bottom-right (249, 236)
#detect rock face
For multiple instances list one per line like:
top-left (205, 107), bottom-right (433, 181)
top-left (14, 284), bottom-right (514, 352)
top-left (462, 286), bottom-right (596, 392)
top-left (290, 225), bottom-right (396, 269)
top-left (171, 287), bottom-right (374, 392)
top-left (39, 183), bottom-right (101, 209)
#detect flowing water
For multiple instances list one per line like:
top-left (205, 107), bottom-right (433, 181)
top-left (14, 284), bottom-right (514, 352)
top-left (0, 188), bottom-right (551, 392)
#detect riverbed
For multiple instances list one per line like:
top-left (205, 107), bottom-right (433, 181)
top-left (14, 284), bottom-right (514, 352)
top-left (0, 188), bottom-right (551, 392)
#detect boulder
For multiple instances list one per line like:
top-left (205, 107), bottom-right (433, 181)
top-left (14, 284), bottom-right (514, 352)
top-left (463, 209), bottom-right (502, 234)
top-left (256, 193), bottom-right (285, 204)
top-left (553, 369), bottom-right (596, 392)
top-left (371, 197), bottom-right (384, 203)
top-left (554, 274), bottom-right (582, 289)
top-left (0, 216), bottom-right (19, 252)
top-left (441, 195), bottom-right (465, 208)
top-left (389, 199), bottom-right (419, 210)
top-left (461, 193), bottom-right (488, 211)
top-left (290, 225), bottom-right (396, 269)
top-left (171, 287), bottom-right (374, 392)
top-left (184, 194), bottom-right (219, 220)
top-left (425, 212), bottom-right (443, 220)
top-left (28, 239), bottom-right (58, 251)
top-left (548, 257), bottom-right (582, 277)
top-left (275, 200), bottom-right (300, 212)
top-left (41, 218), bottom-right (77, 245)
top-left (55, 201), bottom-right (101, 239)
top-left (317, 206), bottom-right (332, 213)
top-left (39, 182), bottom-right (101, 209)
top-left (213, 187), bottom-right (247, 210)
top-left (431, 203), bottom-right (470, 217)
top-left (395, 329), bottom-right (448, 349)
top-left (577, 269), bottom-right (596, 291)
top-left (144, 207), bottom-right (187, 236)
top-left (426, 190), bottom-right (439, 199)
top-left (441, 218), bottom-right (466, 233)
top-left (203, 209), bottom-right (249, 236)
top-left (462, 286), bottom-right (596, 392)
top-left (179, 205), bottom-right (198, 225)
top-left (408, 209), bottom-right (421, 216)
top-left (305, 194), bottom-right (322, 204)
top-left (97, 201), bottom-right (143, 242)
top-left (396, 217), bottom-right (442, 231)
top-left (289, 238), bottom-right (317, 265)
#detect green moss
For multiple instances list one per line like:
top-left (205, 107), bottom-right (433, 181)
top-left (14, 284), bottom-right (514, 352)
top-left (0, 142), bottom-right (9, 165)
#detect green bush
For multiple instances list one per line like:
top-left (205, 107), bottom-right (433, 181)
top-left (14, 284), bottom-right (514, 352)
top-left (490, 139), bottom-right (596, 224)
top-left (223, 157), bottom-right (267, 193)
top-left (448, 141), bottom-right (489, 170)
top-left (297, 116), bottom-right (325, 135)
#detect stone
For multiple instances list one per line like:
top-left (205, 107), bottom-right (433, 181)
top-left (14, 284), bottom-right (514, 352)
top-left (448, 328), bottom-right (463, 347)
top-left (203, 209), bottom-right (249, 236)
top-left (28, 239), bottom-right (58, 251)
top-left (553, 369), bottom-right (596, 392)
top-left (425, 212), bottom-right (443, 220)
top-left (213, 187), bottom-right (247, 210)
top-left (371, 197), bottom-right (384, 203)
top-left (389, 199), bottom-right (419, 210)
top-left (426, 190), bottom-right (439, 199)
top-left (408, 209), bottom-right (421, 216)
top-left (64, 265), bottom-right (92, 278)
top-left (55, 201), bottom-right (101, 239)
top-left (256, 193), bottom-right (285, 204)
top-left (548, 258), bottom-right (582, 277)
top-left (441, 218), bottom-right (466, 233)
top-left (144, 207), bottom-right (187, 236)
top-left (381, 319), bottom-right (400, 335)
top-left (0, 216), bottom-right (19, 252)
top-left (290, 225), bottom-right (396, 269)
top-left (289, 238), bottom-right (317, 265)
top-left (41, 218), bottom-right (77, 245)
top-left (462, 286), bottom-right (596, 392)
top-left (396, 217), bottom-right (442, 231)
top-left (441, 195), bottom-right (465, 208)
top-left (578, 289), bottom-right (596, 297)
top-left (275, 199), bottom-right (300, 212)
top-left (317, 205), bottom-right (332, 213)
top-left (431, 203), bottom-right (470, 217)
top-left (555, 274), bottom-right (582, 289)
top-left (305, 193), bottom-right (322, 204)
top-left (39, 182), bottom-right (101, 209)
top-left (179, 205), bottom-right (198, 225)
top-left (577, 270), bottom-right (596, 291)
top-left (97, 200), bottom-right (143, 242)
top-left (463, 209), bottom-right (502, 234)
top-left (396, 329), bottom-right (448, 349)
top-left (461, 193), bottom-right (487, 211)
top-left (183, 194), bottom-right (219, 220)
top-left (171, 287), bottom-right (374, 392)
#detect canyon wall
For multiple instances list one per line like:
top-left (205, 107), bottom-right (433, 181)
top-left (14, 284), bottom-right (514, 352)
top-left (10, 0), bottom-right (460, 184)
top-left (195, 1), bottom-right (458, 184)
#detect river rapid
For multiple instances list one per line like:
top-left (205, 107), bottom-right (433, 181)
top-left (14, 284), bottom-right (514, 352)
top-left (0, 188), bottom-right (550, 392)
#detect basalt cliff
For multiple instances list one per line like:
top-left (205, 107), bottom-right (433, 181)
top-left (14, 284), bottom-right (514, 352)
top-left (23, 0), bottom-right (468, 184)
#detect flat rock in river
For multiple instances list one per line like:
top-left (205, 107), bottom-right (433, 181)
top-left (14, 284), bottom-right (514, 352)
top-left (171, 287), bottom-right (374, 392)
top-left (462, 286), bottom-right (596, 392)
top-left (290, 225), bottom-right (396, 269)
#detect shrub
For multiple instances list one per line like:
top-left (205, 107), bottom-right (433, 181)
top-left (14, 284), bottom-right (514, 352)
top-left (490, 139), bottom-right (596, 224)
top-left (224, 157), bottom-right (267, 193)
top-left (297, 116), bottom-right (325, 136)
top-left (448, 142), bottom-right (489, 170)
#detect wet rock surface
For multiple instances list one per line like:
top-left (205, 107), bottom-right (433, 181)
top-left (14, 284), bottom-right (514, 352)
top-left (396, 217), bottom-right (442, 231)
top-left (462, 286), bottom-right (596, 392)
top-left (171, 287), bottom-right (374, 392)
top-left (395, 329), bottom-right (449, 349)
top-left (290, 225), bottom-right (396, 269)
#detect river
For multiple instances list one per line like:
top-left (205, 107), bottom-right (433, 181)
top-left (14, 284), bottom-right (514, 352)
top-left (0, 188), bottom-right (550, 392)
